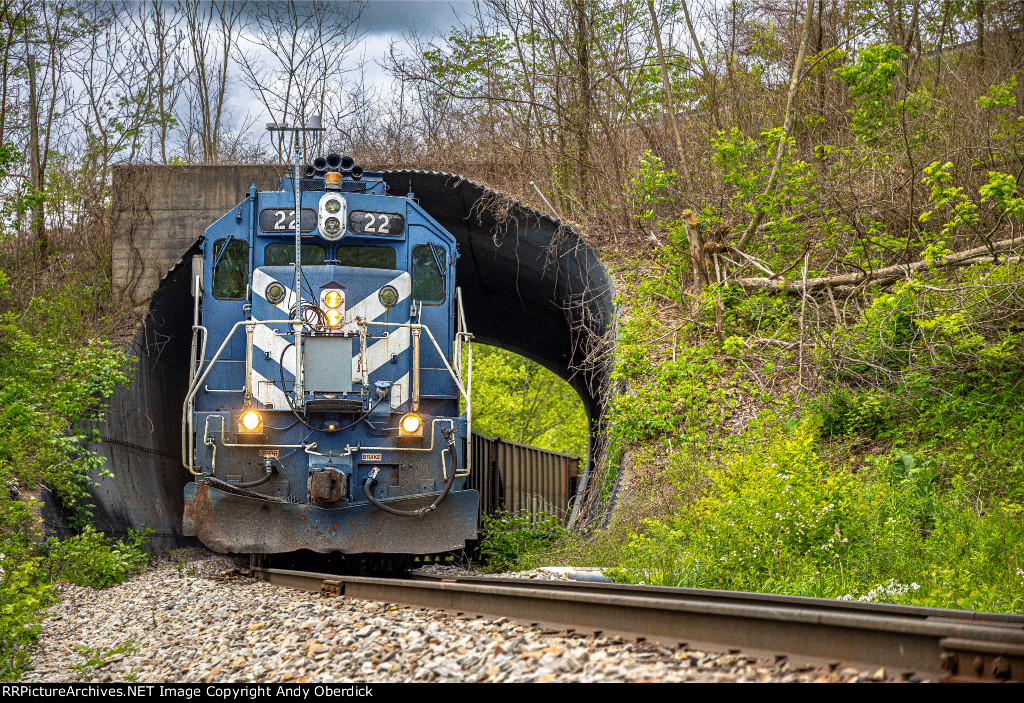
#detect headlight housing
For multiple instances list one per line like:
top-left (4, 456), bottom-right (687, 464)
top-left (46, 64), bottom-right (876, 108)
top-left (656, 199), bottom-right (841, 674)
top-left (239, 409), bottom-right (262, 433)
top-left (398, 413), bottom-right (424, 438)
top-left (320, 286), bottom-right (345, 329)
top-left (318, 193), bottom-right (346, 240)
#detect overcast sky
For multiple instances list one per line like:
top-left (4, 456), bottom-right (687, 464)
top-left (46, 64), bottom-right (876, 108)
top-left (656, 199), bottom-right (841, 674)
top-left (352, 0), bottom-right (474, 89)
top-left (224, 1), bottom-right (476, 137)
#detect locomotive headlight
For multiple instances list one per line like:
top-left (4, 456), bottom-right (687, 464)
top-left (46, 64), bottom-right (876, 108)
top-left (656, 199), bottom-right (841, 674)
top-left (399, 413), bottom-right (423, 437)
top-left (239, 410), bottom-right (262, 432)
top-left (319, 286), bottom-right (345, 328)
top-left (318, 194), bottom-right (347, 241)
top-left (324, 290), bottom-right (343, 308)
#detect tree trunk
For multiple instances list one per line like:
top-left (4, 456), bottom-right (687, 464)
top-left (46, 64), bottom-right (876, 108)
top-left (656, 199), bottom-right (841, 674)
top-left (682, 209), bottom-right (708, 291)
top-left (25, 38), bottom-right (45, 262)
top-left (647, 0), bottom-right (687, 166)
top-left (735, 0), bottom-right (816, 252)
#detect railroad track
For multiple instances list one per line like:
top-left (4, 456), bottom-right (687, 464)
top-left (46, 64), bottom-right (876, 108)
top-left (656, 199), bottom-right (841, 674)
top-left (253, 567), bottom-right (1024, 682)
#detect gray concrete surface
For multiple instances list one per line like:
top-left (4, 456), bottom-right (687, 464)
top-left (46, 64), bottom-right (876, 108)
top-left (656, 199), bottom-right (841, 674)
top-left (112, 165), bottom-right (286, 305)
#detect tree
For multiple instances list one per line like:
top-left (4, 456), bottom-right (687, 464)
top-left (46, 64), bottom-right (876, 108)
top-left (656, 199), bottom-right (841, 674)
top-left (469, 345), bottom-right (588, 458)
top-left (235, 0), bottom-right (365, 162)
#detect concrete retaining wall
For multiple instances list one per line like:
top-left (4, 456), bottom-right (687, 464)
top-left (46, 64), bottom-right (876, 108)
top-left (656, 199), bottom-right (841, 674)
top-left (112, 165), bottom-right (286, 305)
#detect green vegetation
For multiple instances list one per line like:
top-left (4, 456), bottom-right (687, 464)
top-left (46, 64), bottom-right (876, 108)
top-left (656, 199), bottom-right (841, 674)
top-left (72, 640), bottom-right (141, 682)
top-left (43, 527), bottom-right (153, 590)
top-left (492, 57), bottom-right (1024, 612)
top-left (479, 509), bottom-right (568, 573)
top-left (0, 142), bottom-right (147, 679)
top-left (467, 345), bottom-right (588, 458)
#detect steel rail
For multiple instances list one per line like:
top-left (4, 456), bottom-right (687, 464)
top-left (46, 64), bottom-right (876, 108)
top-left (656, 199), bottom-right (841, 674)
top-left (253, 568), bottom-right (1024, 682)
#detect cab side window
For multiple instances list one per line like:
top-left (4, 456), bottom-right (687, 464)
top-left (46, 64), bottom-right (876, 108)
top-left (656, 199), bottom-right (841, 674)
top-left (411, 244), bottom-right (446, 304)
top-left (212, 239), bottom-right (249, 300)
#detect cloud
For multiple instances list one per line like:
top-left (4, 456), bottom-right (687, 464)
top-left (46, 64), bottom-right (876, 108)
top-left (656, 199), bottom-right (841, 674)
top-left (358, 0), bottom-right (474, 36)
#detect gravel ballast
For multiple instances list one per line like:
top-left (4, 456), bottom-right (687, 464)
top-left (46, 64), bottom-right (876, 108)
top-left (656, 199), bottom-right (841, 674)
top-left (20, 549), bottom-right (889, 683)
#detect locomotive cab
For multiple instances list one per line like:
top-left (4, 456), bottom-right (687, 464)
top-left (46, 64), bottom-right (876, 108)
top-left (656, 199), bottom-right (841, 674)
top-left (181, 156), bottom-right (478, 556)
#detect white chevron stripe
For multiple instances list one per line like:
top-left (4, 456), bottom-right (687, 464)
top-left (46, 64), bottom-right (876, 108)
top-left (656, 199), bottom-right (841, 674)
top-left (341, 273), bottom-right (411, 331)
top-left (253, 324), bottom-right (296, 375)
top-left (391, 372), bottom-right (409, 409)
top-left (253, 269), bottom-right (296, 317)
top-left (352, 326), bottom-right (411, 383)
top-left (252, 369), bottom-right (290, 409)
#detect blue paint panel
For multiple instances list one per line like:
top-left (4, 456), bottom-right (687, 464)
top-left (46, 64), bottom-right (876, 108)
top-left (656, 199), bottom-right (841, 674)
top-left (187, 173), bottom-right (475, 554)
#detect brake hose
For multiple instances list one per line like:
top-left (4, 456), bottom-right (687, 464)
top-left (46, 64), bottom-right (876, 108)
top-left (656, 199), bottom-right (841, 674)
top-left (363, 427), bottom-right (459, 517)
top-left (204, 460), bottom-right (274, 490)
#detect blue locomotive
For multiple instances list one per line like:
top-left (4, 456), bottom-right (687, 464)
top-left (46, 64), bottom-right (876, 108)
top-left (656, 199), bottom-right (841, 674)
top-left (180, 153), bottom-right (478, 557)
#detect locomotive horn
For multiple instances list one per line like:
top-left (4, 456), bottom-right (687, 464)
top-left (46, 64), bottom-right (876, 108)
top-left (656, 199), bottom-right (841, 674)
top-left (313, 156), bottom-right (328, 174)
top-left (350, 165), bottom-right (363, 180)
top-left (303, 164), bottom-right (316, 178)
top-left (325, 153), bottom-right (342, 170)
top-left (340, 155), bottom-right (355, 173)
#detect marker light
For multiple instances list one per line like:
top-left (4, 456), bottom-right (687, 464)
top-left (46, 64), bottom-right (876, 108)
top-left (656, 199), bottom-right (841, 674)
top-left (378, 285), bottom-right (399, 309)
top-left (265, 281), bottom-right (286, 305)
top-left (240, 410), bottom-right (262, 432)
top-left (324, 290), bottom-right (343, 308)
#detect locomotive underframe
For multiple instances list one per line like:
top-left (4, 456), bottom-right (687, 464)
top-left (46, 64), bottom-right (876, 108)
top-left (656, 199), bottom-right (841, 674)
top-left (184, 483), bottom-right (479, 554)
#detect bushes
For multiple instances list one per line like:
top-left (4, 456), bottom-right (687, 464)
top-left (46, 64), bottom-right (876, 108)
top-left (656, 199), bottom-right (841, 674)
top-left (43, 526), bottom-right (153, 589)
top-left (0, 267), bottom-right (137, 680)
top-left (0, 308), bottom-right (131, 530)
top-left (0, 523), bottom-right (153, 682)
top-left (0, 557), bottom-right (57, 681)
top-left (479, 509), bottom-right (567, 572)
top-left (0, 496), bottom-right (56, 681)
top-left (609, 418), bottom-right (1024, 611)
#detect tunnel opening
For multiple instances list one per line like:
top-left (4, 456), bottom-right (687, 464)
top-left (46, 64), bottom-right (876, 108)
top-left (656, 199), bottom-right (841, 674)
top-left (466, 344), bottom-right (588, 462)
top-left (82, 165), bottom-right (616, 546)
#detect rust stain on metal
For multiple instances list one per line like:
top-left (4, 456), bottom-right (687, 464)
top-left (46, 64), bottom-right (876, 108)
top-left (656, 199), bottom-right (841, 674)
top-left (308, 469), bottom-right (347, 504)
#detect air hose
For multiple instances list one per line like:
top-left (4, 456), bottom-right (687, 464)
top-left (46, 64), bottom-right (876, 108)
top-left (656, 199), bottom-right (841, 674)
top-left (362, 427), bottom-right (459, 517)
top-left (204, 459), bottom-right (275, 490)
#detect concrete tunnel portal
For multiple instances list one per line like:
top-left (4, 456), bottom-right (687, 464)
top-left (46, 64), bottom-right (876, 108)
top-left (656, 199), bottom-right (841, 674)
top-left (82, 166), bottom-right (616, 547)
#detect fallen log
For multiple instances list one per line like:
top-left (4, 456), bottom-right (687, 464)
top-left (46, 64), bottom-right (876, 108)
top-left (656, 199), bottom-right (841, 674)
top-left (731, 237), bottom-right (1022, 294)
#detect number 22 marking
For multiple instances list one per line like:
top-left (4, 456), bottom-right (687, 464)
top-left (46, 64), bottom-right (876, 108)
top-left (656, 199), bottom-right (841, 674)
top-left (274, 210), bottom-right (296, 230)
top-left (364, 213), bottom-right (390, 234)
